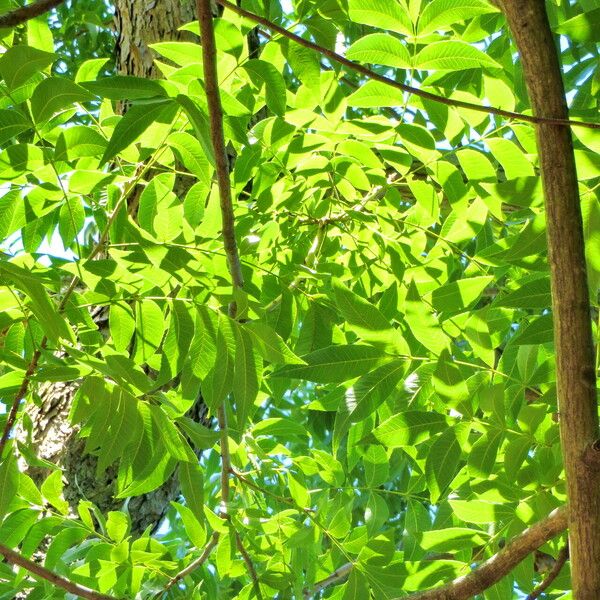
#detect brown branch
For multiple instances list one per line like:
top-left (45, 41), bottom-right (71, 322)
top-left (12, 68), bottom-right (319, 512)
top-left (0, 347), bottom-right (42, 457)
top-left (235, 531), bottom-right (263, 600)
top-left (526, 545), bottom-right (569, 600)
top-left (217, 404), bottom-right (231, 515)
top-left (197, 0), bottom-right (244, 311)
top-left (304, 562), bottom-right (353, 598)
top-left (163, 532), bottom-right (220, 592)
top-left (402, 506), bottom-right (567, 600)
top-left (497, 2), bottom-right (600, 598)
top-left (0, 0), bottom-right (64, 28)
top-left (0, 542), bottom-right (117, 600)
top-left (216, 0), bottom-right (599, 131)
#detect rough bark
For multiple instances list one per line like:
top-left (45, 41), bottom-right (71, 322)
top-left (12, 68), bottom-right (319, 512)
top-left (114, 0), bottom-right (197, 77)
top-left (17, 1), bottom-right (202, 539)
top-left (497, 2), bottom-right (600, 598)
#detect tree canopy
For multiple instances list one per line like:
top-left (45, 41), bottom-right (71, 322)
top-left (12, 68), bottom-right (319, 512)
top-left (0, 0), bottom-right (598, 599)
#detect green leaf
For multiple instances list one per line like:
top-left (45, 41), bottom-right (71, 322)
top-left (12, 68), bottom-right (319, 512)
top-left (252, 418), bottom-right (308, 439)
top-left (177, 417), bottom-right (220, 449)
top-left (55, 126), bottom-right (107, 162)
top-left (0, 46), bottom-right (55, 90)
top-left (405, 281), bottom-right (448, 355)
top-left (148, 404), bottom-right (197, 463)
top-left (419, 527), bottom-right (488, 552)
top-left (430, 276), bottom-right (493, 313)
top-left (100, 99), bottom-right (178, 165)
top-left (495, 277), bottom-right (551, 309)
top-left (468, 429), bottom-right (503, 478)
top-left (244, 322), bottom-right (304, 365)
top-left (343, 569), bottom-right (368, 600)
top-left (414, 41), bottom-right (500, 71)
top-left (176, 94), bottom-right (215, 166)
top-left (109, 302), bottom-right (135, 352)
top-left (346, 34), bottom-right (411, 69)
top-left (179, 462), bottom-right (204, 523)
top-left (426, 423), bottom-right (469, 503)
top-left (348, 359), bottom-right (406, 421)
top-left (202, 323), bottom-right (233, 411)
top-left (272, 344), bottom-right (386, 383)
top-left (0, 455), bottom-right (19, 520)
top-left (106, 511), bottom-right (129, 543)
top-left (417, 0), bottom-right (498, 36)
top-left (41, 470), bottom-right (69, 515)
top-left (504, 435), bottom-right (532, 480)
top-left (0, 110), bottom-right (30, 145)
top-left (157, 300), bottom-right (195, 384)
top-left (150, 41), bottom-right (203, 66)
top-left (512, 315), bottom-right (554, 346)
top-left (449, 499), bottom-right (515, 524)
top-left (81, 76), bottom-right (168, 100)
top-left (171, 501), bottom-right (206, 548)
top-left (0, 262), bottom-right (73, 343)
top-left (30, 78), bottom-right (95, 123)
top-left (232, 324), bottom-right (261, 431)
top-left (332, 278), bottom-right (393, 331)
top-left (243, 59), bottom-right (287, 116)
top-left (347, 80), bottom-right (406, 108)
top-left (348, 0), bottom-right (413, 36)
top-left (58, 196), bottom-right (85, 248)
top-left (433, 349), bottom-right (470, 404)
top-left (556, 8), bottom-right (600, 43)
top-left (167, 131), bottom-right (212, 187)
top-left (369, 411), bottom-right (448, 448)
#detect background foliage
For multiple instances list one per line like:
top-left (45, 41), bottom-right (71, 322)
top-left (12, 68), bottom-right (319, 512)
top-left (0, 0), bottom-right (598, 598)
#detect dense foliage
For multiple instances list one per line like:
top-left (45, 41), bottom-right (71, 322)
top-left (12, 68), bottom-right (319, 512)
top-left (0, 0), bottom-right (598, 598)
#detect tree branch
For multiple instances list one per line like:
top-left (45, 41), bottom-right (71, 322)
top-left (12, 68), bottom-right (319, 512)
top-left (216, 0), bottom-right (599, 131)
top-left (304, 562), bottom-right (353, 598)
top-left (0, 543), bottom-right (117, 600)
top-left (162, 532), bottom-right (220, 592)
top-left (235, 531), bottom-right (263, 600)
top-left (0, 348), bottom-right (41, 457)
top-left (526, 545), bottom-right (569, 600)
top-left (0, 0), bottom-right (64, 28)
top-left (197, 0), bottom-right (244, 310)
top-left (402, 506), bottom-right (568, 600)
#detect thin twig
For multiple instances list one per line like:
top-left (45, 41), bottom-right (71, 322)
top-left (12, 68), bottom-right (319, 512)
top-left (304, 562), bottom-right (353, 598)
top-left (526, 545), bottom-right (569, 600)
top-left (163, 532), bottom-right (220, 592)
top-left (217, 404), bottom-right (231, 516)
top-left (235, 531), bottom-right (263, 600)
top-left (216, 0), bottom-right (599, 131)
top-left (0, 543), bottom-right (117, 600)
top-left (0, 0), bottom-right (64, 28)
top-left (0, 348), bottom-right (42, 457)
top-left (197, 0), bottom-right (244, 310)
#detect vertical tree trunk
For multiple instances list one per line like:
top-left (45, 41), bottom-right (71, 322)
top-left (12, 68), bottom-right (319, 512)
top-left (498, 2), bottom-right (600, 598)
top-left (18, 1), bottom-right (200, 539)
top-left (114, 0), bottom-right (197, 77)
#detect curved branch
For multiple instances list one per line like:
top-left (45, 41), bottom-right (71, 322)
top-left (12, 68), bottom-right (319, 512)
top-left (527, 545), bottom-right (569, 600)
top-left (403, 506), bottom-right (568, 600)
top-left (197, 0), bottom-right (244, 303)
top-left (216, 0), bottom-right (599, 131)
top-left (0, 543), bottom-right (117, 600)
top-left (0, 0), bottom-right (64, 28)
